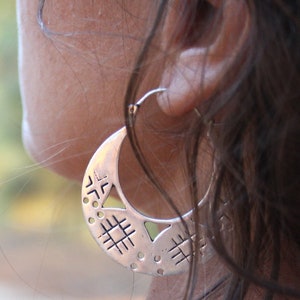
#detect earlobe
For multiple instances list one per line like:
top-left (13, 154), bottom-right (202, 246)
top-left (157, 0), bottom-right (249, 116)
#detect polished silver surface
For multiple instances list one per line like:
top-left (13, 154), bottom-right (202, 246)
top-left (82, 89), bottom-right (213, 276)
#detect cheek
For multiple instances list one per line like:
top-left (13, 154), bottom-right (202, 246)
top-left (17, 0), bottom-right (156, 181)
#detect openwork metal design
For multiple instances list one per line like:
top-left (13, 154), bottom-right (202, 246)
top-left (82, 88), bottom-right (213, 276)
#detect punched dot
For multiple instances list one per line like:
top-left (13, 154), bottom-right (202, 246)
top-left (97, 211), bottom-right (104, 219)
top-left (130, 263), bottom-right (137, 270)
top-left (92, 201), bottom-right (99, 208)
top-left (157, 268), bottom-right (164, 276)
top-left (154, 255), bottom-right (161, 263)
top-left (88, 217), bottom-right (95, 224)
top-left (137, 252), bottom-right (144, 260)
top-left (83, 197), bottom-right (89, 204)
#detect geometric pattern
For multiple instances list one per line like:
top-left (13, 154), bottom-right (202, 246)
top-left (168, 234), bottom-right (195, 265)
top-left (168, 233), bottom-right (207, 265)
top-left (85, 175), bottom-right (109, 200)
top-left (99, 215), bottom-right (135, 255)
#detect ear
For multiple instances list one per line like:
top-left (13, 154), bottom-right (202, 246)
top-left (157, 0), bottom-right (250, 116)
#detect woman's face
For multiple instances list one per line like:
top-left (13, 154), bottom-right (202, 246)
top-left (18, 0), bottom-right (198, 228)
top-left (17, 1), bottom-right (255, 298)
top-left (18, 0), bottom-right (160, 181)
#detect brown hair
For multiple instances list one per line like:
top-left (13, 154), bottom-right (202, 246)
top-left (123, 1), bottom-right (300, 299)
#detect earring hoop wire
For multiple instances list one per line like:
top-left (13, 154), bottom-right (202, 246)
top-left (128, 87), bottom-right (167, 127)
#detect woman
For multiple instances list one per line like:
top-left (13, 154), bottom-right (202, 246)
top-left (17, 0), bottom-right (300, 299)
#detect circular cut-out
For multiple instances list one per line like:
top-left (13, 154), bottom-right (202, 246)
top-left (92, 201), bottom-right (99, 208)
top-left (83, 197), bottom-right (89, 204)
top-left (137, 252), bottom-right (145, 260)
top-left (154, 255), bottom-right (161, 263)
top-left (97, 211), bottom-right (104, 219)
top-left (157, 268), bottom-right (164, 276)
top-left (130, 263), bottom-right (137, 270)
top-left (88, 217), bottom-right (95, 224)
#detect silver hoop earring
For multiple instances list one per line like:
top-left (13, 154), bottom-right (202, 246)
top-left (81, 88), bottom-right (213, 276)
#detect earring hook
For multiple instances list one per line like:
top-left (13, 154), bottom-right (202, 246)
top-left (128, 87), bottom-right (167, 127)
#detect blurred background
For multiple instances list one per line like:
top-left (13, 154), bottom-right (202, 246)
top-left (0, 2), bottom-right (149, 299)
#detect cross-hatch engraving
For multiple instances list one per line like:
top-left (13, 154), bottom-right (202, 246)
top-left (99, 215), bottom-right (135, 255)
top-left (168, 234), bottom-right (195, 265)
top-left (168, 233), bottom-right (207, 265)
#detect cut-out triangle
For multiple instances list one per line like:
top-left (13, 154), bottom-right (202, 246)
top-left (101, 185), bottom-right (126, 209)
top-left (144, 221), bottom-right (170, 241)
top-left (102, 197), bottom-right (126, 209)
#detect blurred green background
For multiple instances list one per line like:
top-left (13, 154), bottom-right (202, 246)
top-left (0, 1), bottom-right (25, 185)
top-left (0, 2), bottom-right (149, 299)
top-left (0, 2), bottom-right (80, 231)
